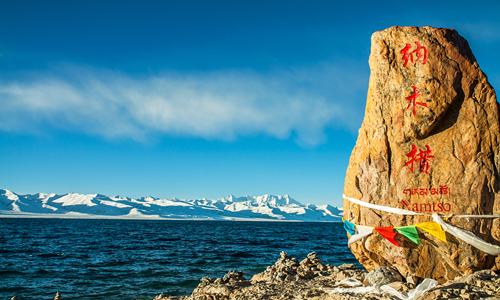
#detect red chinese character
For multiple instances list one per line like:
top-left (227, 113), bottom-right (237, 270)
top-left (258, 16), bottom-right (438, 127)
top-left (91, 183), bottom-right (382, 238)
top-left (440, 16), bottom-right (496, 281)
top-left (412, 189), bottom-right (418, 195)
top-left (401, 43), bottom-right (413, 67)
top-left (412, 41), bottom-right (428, 65)
top-left (405, 86), bottom-right (428, 116)
top-left (419, 188), bottom-right (428, 195)
top-left (403, 189), bottom-right (412, 195)
top-left (405, 145), bottom-right (435, 174)
top-left (401, 41), bottom-right (428, 67)
top-left (430, 188), bottom-right (439, 195)
top-left (405, 145), bottom-right (418, 172)
top-left (415, 145), bottom-right (435, 174)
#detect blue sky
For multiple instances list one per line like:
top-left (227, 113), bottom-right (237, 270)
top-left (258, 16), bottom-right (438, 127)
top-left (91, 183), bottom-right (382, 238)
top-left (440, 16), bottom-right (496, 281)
top-left (1, 1), bottom-right (500, 206)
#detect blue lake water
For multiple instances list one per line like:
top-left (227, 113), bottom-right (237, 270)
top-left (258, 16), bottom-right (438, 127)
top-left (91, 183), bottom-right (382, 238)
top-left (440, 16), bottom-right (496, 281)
top-left (0, 219), bottom-right (358, 300)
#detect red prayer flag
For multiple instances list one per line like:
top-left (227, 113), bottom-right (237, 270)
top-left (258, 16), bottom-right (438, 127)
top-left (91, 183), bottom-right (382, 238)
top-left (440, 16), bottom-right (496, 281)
top-left (375, 227), bottom-right (400, 247)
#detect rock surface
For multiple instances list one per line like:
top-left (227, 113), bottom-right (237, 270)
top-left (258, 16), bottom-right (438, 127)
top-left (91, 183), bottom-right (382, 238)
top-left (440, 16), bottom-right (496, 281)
top-left (54, 291), bottom-right (62, 300)
top-left (153, 252), bottom-right (500, 300)
top-left (363, 266), bottom-right (403, 286)
top-left (343, 26), bottom-right (500, 282)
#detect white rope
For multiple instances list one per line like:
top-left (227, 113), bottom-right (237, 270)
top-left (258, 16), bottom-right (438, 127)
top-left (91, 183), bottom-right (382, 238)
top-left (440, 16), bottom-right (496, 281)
top-left (454, 214), bottom-right (500, 218)
top-left (343, 194), bottom-right (500, 218)
top-left (342, 194), bottom-right (426, 216)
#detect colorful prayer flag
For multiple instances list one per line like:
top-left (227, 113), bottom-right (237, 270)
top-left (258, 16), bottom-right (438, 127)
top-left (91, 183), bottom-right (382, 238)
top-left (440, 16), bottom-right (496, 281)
top-left (375, 227), bottom-right (400, 247)
top-left (348, 225), bottom-right (373, 246)
top-left (343, 219), bottom-right (356, 236)
top-left (395, 225), bottom-right (422, 245)
top-left (415, 221), bottom-right (447, 243)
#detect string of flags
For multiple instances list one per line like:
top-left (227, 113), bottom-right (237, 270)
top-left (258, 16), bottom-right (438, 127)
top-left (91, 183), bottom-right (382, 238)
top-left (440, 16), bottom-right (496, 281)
top-left (343, 217), bottom-right (447, 247)
top-left (342, 194), bottom-right (500, 255)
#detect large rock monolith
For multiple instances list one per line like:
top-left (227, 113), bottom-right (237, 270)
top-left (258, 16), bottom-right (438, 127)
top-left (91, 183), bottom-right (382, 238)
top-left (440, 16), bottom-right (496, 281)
top-left (343, 26), bottom-right (500, 282)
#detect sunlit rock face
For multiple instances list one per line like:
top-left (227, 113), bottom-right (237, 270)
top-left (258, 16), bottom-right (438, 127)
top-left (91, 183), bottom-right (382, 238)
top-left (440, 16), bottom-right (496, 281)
top-left (343, 26), bottom-right (500, 282)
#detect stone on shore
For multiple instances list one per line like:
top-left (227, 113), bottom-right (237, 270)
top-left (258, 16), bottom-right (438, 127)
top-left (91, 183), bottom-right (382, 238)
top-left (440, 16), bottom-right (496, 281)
top-left (153, 252), bottom-right (500, 299)
top-left (363, 266), bottom-right (403, 286)
top-left (343, 26), bottom-right (500, 282)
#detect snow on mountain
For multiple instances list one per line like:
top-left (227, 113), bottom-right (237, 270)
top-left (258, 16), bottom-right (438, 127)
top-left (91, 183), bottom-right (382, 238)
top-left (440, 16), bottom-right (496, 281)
top-left (0, 189), bottom-right (343, 221)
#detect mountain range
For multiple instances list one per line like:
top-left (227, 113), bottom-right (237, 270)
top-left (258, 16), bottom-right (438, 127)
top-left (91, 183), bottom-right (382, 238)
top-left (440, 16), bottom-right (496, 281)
top-left (0, 189), bottom-right (343, 221)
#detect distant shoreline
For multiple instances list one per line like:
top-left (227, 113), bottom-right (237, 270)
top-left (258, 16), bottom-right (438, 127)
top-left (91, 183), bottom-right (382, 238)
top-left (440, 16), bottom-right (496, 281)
top-left (0, 211), bottom-right (341, 222)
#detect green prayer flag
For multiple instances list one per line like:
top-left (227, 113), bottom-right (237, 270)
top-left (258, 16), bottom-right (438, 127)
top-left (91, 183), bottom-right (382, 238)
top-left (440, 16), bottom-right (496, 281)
top-left (395, 226), bottom-right (422, 245)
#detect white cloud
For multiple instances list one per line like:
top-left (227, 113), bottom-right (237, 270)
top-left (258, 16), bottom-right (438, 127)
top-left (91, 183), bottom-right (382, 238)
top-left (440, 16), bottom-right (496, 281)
top-left (0, 63), bottom-right (367, 146)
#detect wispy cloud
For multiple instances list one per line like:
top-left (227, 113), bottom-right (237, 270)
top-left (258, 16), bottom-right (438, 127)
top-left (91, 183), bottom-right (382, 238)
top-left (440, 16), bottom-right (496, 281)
top-left (456, 22), bottom-right (500, 43)
top-left (0, 63), bottom-right (367, 146)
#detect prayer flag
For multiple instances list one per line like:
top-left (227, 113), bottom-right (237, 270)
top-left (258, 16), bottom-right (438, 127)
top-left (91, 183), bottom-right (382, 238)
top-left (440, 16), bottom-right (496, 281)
top-left (416, 221), bottom-right (447, 243)
top-left (375, 227), bottom-right (400, 247)
top-left (348, 225), bottom-right (373, 246)
top-left (343, 219), bottom-right (356, 236)
top-left (395, 225), bottom-right (422, 245)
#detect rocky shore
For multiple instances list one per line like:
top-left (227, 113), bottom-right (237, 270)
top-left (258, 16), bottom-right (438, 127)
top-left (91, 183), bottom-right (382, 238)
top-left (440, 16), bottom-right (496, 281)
top-left (154, 252), bottom-right (500, 300)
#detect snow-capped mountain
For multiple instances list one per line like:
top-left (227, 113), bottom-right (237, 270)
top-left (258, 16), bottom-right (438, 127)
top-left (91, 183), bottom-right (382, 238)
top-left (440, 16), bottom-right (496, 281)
top-left (0, 189), bottom-right (342, 221)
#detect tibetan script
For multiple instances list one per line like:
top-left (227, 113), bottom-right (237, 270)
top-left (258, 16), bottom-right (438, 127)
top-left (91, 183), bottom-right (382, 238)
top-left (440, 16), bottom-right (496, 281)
top-left (403, 186), bottom-right (450, 196)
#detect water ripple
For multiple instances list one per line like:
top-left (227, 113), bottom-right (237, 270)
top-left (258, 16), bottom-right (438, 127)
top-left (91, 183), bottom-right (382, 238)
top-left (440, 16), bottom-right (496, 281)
top-left (0, 219), bottom-right (356, 300)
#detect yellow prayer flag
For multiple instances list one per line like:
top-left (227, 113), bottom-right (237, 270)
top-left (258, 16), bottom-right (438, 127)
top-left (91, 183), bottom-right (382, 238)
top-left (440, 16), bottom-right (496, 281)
top-left (415, 221), bottom-right (447, 243)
